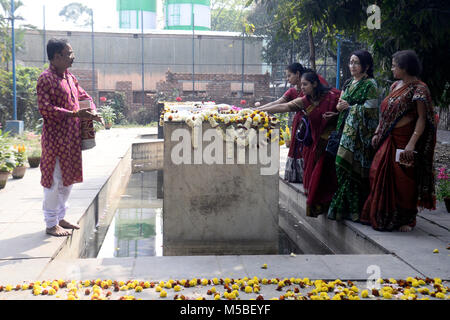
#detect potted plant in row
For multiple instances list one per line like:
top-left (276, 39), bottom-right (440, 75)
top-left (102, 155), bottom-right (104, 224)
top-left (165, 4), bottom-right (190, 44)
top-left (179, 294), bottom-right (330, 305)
top-left (99, 105), bottom-right (117, 130)
top-left (0, 136), bottom-right (15, 189)
top-left (436, 167), bottom-right (450, 213)
top-left (27, 146), bottom-right (41, 168)
top-left (12, 144), bottom-right (27, 179)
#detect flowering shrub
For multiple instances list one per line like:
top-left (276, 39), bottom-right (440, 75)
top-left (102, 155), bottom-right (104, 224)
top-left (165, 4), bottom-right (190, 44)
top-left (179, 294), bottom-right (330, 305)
top-left (13, 144), bottom-right (27, 167)
top-left (0, 129), bottom-right (15, 173)
top-left (436, 167), bottom-right (449, 201)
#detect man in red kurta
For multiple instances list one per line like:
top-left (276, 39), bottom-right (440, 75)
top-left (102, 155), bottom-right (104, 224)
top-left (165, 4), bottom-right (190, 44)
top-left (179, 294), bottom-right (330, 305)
top-left (37, 38), bottom-right (102, 236)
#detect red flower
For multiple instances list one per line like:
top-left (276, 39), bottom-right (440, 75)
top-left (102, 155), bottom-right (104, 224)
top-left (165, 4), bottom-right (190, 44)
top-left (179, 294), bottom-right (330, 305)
top-left (176, 97), bottom-right (182, 102)
top-left (100, 96), bottom-right (107, 102)
top-left (240, 99), bottom-right (247, 105)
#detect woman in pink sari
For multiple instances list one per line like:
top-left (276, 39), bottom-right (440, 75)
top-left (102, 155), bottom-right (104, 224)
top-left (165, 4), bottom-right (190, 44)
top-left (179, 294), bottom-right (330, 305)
top-left (360, 50), bottom-right (436, 231)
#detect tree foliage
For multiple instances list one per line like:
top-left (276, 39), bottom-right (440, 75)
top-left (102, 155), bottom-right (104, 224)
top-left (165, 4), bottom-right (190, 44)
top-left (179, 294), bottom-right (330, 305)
top-left (211, 0), bottom-right (250, 32)
top-left (246, 0), bottom-right (450, 105)
top-left (0, 0), bottom-right (35, 70)
top-left (0, 65), bottom-right (44, 130)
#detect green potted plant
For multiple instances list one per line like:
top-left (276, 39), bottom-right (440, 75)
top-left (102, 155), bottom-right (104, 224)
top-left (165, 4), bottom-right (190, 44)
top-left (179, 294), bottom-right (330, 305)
top-left (12, 144), bottom-right (27, 179)
top-left (436, 167), bottom-right (450, 212)
top-left (27, 146), bottom-right (41, 168)
top-left (99, 105), bottom-right (116, 129)
top-left (0, 130), bottom-right (15, 189)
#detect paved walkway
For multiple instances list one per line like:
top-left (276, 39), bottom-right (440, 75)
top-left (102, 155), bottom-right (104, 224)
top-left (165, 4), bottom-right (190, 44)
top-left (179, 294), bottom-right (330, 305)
top-left (0, 127), bottom-right (449, 300)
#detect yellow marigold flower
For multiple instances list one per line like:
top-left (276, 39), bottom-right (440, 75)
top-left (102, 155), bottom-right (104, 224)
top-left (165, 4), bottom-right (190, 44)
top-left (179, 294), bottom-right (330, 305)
top-left (118, 281), bottom-right (125, 287)
top-left (101, 281), bottom-right (108, 289)
top-left (418, 280), bottom-right (426, 286)
top-left (418, 288), bottom-right (430, 295)
top-left (411, 280), bottom-right (419, 287)
top-left (223, 291), bottom-right (229, 299)
top-left (93, 288), bottom-right (102, 296)
top-left (135, 286), bottom-right (143, 293)
top-left (406, 277), bottom-right (414, 283)
top-left (262, 263), bottom-right (268, 269)
top-left (254, 286), bottom-right (260, 293)
top-left (351, 286), bottom-right (359, 292)
top-left (120, 285), bottom-right (129, 291)
top-left (212, 278), bottom-right (219, 285)
top-left (201, 279), bottom-right (208, 286)
top-left (245, 286), bottom-right (253, 293)
top-left (377, 278), bottom-right (384, 284)
top-left (160, 290), bottom-right (167, 298)
top-left (22, 284), bottom-right (29, 290)
top-left (310, 295), bottom-right (320, 300)
top-left (179, 279), bottom-right (187, 286)
top-left (159, 281), bottom-right (165, 287)
top-left (48, 288), bottom-right (56, 295)
top-left (107, 280), bottom-right (113, 286)
top-left (165, 282), bottom-right (172, 289)
top-left (189, 279), bottom-right (197, 287)
top-left (361, 290), bottom-right (369, 298)
top-left (228, 292), bottom-right (237, 299)
top-left (195, 296), bottom-right (204, 300)
top-left (389, 278), bottom-right (397, 284)
top-left (434, 278), bottom-right (442, 285)
top-left (270, 278), bottom-right (278, 284)
top-left (349, 295), bottom-right (360, 300)
top-left (67, 294), bottom-right (77, 300)
top-left (174, 285), bottom-right (181, 292)
top-left (332, 294), bottom-right (341, 300)
top-left (144, 281), bottom-right (150, 288)
top-left (404, 289), bottom-right (411, 295)
top-left (400, 295), bottom-right (410, 300)
top-left (214, 293), bottom-right (221, 300)
top-left (262, 278), bottom-right (268, 285)
top-left (435, 292), bottom-right (446, 299)
top-left (279, 139), bottom-right (285, 146)
top-left (155, 285), bottom-right (162, 292)
top-left (433, 249), bottom-right (439, 253)
top-left (383, 292), bottom-right (392, 299)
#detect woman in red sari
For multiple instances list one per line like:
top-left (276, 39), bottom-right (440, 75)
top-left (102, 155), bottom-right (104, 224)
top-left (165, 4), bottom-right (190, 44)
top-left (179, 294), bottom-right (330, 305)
top-left (257, 71), bottom-right (340, 217)
top-left (258, 63), bottom-right (328, 182)
top-left (360, 50), bottom-right (436, 231)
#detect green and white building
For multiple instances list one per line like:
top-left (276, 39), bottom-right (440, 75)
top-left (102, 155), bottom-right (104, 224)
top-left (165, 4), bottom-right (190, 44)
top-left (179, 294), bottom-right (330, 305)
top-left (164, 0), bottom-right (211, 31)
top-left (117, 0), bottom-right (157, 29)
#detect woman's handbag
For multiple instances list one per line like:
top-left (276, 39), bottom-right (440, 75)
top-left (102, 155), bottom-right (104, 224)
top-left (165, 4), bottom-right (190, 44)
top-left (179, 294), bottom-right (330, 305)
top-left (284, 117), bottom-right (310, 183)
top-left (326, 109), bottom-right (348, 157)
top-left (296, 116), bottom-right (313, 151)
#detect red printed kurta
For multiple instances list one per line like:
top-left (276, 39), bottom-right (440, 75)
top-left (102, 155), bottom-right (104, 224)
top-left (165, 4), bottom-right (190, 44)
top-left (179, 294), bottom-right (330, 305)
top-left (36, 64), bottom-right (96, 188)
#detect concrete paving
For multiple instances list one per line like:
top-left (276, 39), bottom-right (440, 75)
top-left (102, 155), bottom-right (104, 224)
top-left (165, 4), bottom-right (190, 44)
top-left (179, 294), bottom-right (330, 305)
top-left (0, 127), bottom-right (449, 301)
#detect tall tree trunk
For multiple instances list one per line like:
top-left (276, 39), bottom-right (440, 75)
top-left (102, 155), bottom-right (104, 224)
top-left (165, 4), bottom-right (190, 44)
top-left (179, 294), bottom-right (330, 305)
top-left (307, 21), bottom-right (316, 71)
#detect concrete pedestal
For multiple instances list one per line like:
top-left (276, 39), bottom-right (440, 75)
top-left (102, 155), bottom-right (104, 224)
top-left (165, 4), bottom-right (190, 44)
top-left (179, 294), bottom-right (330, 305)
top-left (163, 122), bottom-right (279, 255)
top-left (4, 120), bottom-right (24, 135)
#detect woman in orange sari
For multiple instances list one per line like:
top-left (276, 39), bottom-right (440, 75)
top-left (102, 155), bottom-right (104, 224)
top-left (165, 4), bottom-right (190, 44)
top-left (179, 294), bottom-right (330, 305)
top-left (360, 50), bottom-right (436, 231)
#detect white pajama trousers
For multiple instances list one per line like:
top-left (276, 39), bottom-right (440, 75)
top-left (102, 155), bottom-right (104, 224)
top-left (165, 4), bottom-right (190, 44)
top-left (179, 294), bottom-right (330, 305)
top-left (42, 158), bottom-right (73, 228)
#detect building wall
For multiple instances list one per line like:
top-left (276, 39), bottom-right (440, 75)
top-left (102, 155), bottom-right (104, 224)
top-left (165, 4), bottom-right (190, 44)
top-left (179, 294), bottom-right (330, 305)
top-left (17, 29), bottom-right (264, 94)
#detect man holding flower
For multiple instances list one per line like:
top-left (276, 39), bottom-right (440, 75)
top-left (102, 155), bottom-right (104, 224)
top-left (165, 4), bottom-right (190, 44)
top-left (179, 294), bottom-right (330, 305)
top-left (36, 38), bottom-right (103, 237)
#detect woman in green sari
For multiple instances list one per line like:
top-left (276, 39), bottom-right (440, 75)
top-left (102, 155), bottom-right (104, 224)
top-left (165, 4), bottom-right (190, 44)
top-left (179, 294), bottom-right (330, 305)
top-left (328, 50), bottom-right (379, 221)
